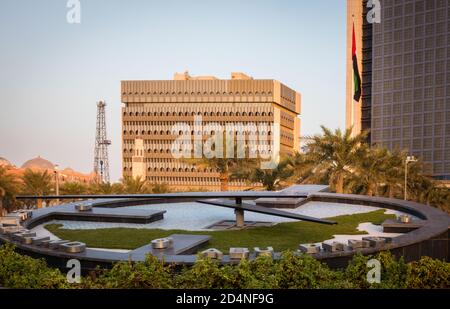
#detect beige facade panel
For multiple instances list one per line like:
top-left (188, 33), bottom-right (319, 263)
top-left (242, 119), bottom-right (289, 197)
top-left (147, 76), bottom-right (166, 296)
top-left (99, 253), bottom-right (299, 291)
top-left (122, 79), bottom-right (300, 114)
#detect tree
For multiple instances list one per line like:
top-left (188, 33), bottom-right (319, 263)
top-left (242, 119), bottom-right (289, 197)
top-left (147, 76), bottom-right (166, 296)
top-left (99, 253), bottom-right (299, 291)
top-left (150, 183), bottom-right (171, 194)
top-left (402, 159), bottom-right (434, 203)
top-left (180, 133), bottom-right (259, 191)
top-left (121, 176), bottom-right (151, 194)
top-left (88, 182), bottom-right (124, 195)
top-left (380, 149), bottom-right (406, 198)
top-left (287, 126), bottom-right (449, 213)
top-left (21, 169), bottom-right (53, 208)
top-left (60, 181), bottom-right (88, 195)
top-left (405, 167), bottom-right (449, 212)
top-left (288, 151), bottom-right (327, 185)
top-left (427, 187), bottom-right (450, 213)
top-left (303, 126), bottom-right (367, 194)
top-left (58, 181), bottom-right (88, 203)
top-left (199, 156), bottom-right (259, 191)
top-left (234, 158), bottom-right (293, 191)
top-left (0, 167), bottom-right (20, 214)
top-left (421, 186), bottom-right (450, 212)
top-left (348, 147), bottom-right (389, 196)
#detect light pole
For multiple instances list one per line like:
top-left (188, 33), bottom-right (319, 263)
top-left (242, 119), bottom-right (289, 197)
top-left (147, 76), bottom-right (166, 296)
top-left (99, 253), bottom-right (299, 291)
top-left (54, 164), bottom-right (60, 205)
top-left (404, 156), bottom-right (417, 201)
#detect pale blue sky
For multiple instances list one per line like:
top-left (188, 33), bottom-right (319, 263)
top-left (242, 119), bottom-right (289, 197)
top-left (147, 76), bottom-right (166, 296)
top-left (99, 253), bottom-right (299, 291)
top-left (0, 0), bottom-right (346, 182)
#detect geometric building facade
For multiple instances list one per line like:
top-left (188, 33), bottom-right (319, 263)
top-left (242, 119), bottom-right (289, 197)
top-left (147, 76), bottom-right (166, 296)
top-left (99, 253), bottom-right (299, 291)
top-left (347, 0), bottom-right (450, 180)
top-left (121, 72), bottom-right (301, 190)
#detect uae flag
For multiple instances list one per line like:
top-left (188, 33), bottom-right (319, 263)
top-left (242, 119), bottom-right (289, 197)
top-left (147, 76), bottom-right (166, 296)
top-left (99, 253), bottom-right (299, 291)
top-left (352, 23), bottom-right (361, 101)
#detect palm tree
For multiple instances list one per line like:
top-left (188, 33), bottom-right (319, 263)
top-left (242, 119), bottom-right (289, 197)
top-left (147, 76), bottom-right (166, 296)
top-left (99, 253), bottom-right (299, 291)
top-left (0, 167), bottom-right (20, 214)
top-left (234, 157), bottom-right (293, 191)
top-left (348, 147), bottom-right (389, 196)
top-left (377, 153), bottom-right (446, 210)
top-left (122, 176), bottom-right (151, 194)
top-left (60, 181), bottom-right (88, 195)
top-left (288, 151), bottom-right (325, 185)
top-left (422, 186), bottom-right (449, 210)
top-left (198, 156), bottom-right (258, 191)
top-left (88, 182), bottom-right (124, 194)
top-left (302, 126), bottom-right (367, 194)
top-left (402, 159), bottom-right (432, 202)
top-left (58, 181), bottom-right (88, 202)
top-left (428, 187), bottom-right (450, 213)
top-left (180, 134), bottom-right (259, 191)
top-left (21, 169), bottom-right (53, 208)
top-left (150, 183), bottom-right (171, 193)
top-left (380, 149), bottom-right (406, 198)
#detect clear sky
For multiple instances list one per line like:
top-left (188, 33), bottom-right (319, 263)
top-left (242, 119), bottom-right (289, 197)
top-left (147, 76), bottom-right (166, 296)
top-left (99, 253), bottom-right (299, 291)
top-left (0, 0), bottom-right (346, 182)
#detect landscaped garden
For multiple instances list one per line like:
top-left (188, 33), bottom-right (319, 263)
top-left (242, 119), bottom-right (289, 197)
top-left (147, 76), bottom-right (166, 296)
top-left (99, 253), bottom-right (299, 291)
top-left (45, 210), bottom-right (394, 251)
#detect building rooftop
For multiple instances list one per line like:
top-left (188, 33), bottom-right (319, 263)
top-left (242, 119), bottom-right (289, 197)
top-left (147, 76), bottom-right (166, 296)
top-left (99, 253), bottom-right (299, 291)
top-left (0, 157), bottom-right (12, 167)
top-left (173, 71), bottom-right (253, 81)
top-left (21, 156), bottom-right (55, 170)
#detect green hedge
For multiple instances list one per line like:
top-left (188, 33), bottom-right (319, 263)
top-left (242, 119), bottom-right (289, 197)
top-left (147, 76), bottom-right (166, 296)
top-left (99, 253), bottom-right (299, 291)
top-left (0, 244), bottom-right (69, 288)
top-left (0, 244), bottom-right (448, 289)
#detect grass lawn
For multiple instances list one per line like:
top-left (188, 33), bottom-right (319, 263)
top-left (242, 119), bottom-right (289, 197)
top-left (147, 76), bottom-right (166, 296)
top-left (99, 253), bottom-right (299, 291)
top-left (44, 210), bottom-right (395, 252)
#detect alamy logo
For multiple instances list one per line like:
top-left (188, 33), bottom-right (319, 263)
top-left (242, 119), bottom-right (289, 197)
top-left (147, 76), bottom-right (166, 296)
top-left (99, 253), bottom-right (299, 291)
top-left (66, 259), bottom-right (81, 283)
top-left (66, 0), bottom-right (81, 24)
top-left (170, 116), bottom-right (279, 170)
top-left (366, 258), bottom-right (381, 284)
top-left (367, 0), bottom-right (381, 24)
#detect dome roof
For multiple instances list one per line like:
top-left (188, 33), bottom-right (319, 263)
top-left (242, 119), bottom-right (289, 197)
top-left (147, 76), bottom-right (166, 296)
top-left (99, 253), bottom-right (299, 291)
top-left (0, 157), bottom-right (11, 167)
top-left (21, 156), bottom-right (55, 170)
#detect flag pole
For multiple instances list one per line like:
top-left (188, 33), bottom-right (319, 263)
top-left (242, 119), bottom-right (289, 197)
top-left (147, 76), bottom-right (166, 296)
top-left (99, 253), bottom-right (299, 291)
top-left (350, 14), bottom-right (362, 137)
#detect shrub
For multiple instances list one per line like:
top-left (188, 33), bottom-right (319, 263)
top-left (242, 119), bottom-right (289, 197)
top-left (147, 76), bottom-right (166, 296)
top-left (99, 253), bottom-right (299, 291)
top-left (1, 244), bottom-right (449, 289)
top-left (246, 255), bottom-right (279, 289)
top-left (344, 252), bottom-right (410, 288)
top-left (273, 251), bottom-right (338, 288)
top-left (85, 254), bottom-right (173, 288)
top-left (343, 253), bottom-right (371, 288)
top-left (406, 256), bottom-right (450, 289)
top-left (177, 256), bottom-right (235, 288)
top-left (375, 251), bottom-right (409, 288)
top-left (0, 244), bottom-right (68, 288)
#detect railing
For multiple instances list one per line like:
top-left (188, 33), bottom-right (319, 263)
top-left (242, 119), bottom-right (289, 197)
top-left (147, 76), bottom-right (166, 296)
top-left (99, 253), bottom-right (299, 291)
top-left (16, 192), bottom-right (309, 200)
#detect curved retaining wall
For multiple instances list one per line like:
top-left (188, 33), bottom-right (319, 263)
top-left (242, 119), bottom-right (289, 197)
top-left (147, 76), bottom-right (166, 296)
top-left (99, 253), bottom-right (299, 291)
top-left (308, 193), bottom-right (449, 268)
top-left (1, 192), bottom-right (449, 271)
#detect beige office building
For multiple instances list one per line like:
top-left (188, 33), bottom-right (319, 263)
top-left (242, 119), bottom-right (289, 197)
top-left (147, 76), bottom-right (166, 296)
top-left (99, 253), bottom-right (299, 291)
top-left (121, 72), bottom-right (301, 190)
